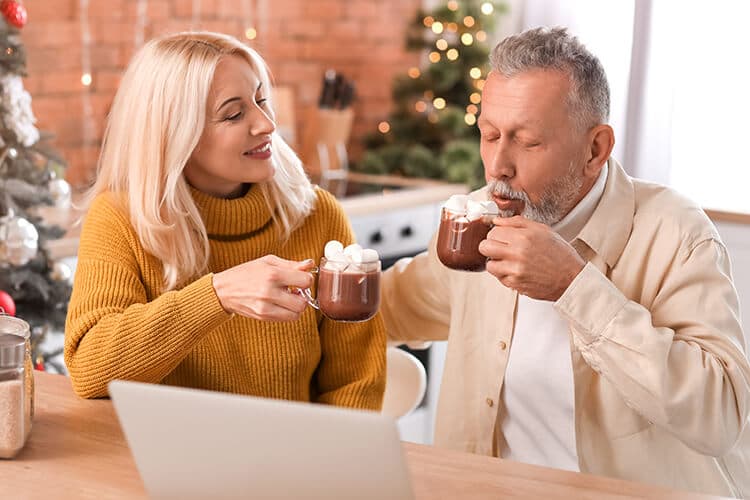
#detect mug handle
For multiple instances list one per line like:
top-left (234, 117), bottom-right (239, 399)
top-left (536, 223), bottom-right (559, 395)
top-left (292, 266), bottom-right (319, 310)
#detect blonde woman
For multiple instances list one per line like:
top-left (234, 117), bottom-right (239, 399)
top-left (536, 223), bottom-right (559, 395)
top-left (64, 31), bottom-right (385, 409)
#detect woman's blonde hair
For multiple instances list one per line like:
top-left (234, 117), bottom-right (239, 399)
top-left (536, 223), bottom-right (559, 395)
top-left (84, 31), bottom-right (316, 291)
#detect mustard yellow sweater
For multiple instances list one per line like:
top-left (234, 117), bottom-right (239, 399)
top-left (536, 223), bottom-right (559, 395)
top-left (64, 184), bottom-right (386, 410)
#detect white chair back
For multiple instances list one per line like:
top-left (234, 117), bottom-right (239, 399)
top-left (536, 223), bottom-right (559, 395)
top-left (382, 347), bottom-right (427, 418)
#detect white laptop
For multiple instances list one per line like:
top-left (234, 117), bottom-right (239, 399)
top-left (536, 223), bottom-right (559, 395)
top-left (109, 380), bottom-right (415, 500)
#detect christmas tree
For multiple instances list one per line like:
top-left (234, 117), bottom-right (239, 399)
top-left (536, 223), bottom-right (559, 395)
top-left (0, 0), bottom-right (73, 373)
top-left (356, 0), bottom-right (506, 189)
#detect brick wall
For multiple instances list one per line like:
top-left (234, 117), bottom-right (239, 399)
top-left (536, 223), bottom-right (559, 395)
top-left (22, 0), bottom-right (421, 186)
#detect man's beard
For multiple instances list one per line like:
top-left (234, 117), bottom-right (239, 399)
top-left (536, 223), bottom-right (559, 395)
top-left (487, 163), bottom-right (584, 226)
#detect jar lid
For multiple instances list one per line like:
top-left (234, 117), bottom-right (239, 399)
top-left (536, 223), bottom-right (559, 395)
top-left (0, 315), bottom-right (30, 340)
top-left (0, 333), bottom-right (25, 369)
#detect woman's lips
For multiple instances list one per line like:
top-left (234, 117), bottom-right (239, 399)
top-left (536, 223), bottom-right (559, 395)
top-left (244, 141), bottom-right (272, 160)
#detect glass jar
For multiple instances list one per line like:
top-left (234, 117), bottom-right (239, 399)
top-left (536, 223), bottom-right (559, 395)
top-left (0, 332), bottom-right (27, 458)
top-left (0, 316), bottom-right (33, 442)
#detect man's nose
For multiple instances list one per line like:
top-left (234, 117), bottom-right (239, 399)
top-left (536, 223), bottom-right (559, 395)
top-left (485, 138), bottom-right (515, 180)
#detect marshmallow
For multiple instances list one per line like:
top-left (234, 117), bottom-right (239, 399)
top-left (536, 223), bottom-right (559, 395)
top-left (465, 200), bottom-right (485, 221)
top-left (480, 200), bottom-right (499, 215)
top-left (360, 248), bottom-right (380, 263)
top-left (323, 259), bottom-right (349, 272)
top-left (324, 240), bottom-right (345, 260)
top-left (343, 243), bottom-right (363, 261)
top-left (322, 240), bottom-right (380, 272)
top-left (444, 194), bottom-right (470, 213)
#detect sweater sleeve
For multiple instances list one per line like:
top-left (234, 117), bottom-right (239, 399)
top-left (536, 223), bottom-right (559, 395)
top-left (311, 190), bottom-right (386, 410)
top-left (555, 238), bottom-right (750, 457)
top-left (64, 195), bottom-right (232, 398)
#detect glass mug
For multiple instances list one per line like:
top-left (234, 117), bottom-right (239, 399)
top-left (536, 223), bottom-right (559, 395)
top-left (297, 257), bottom-right (381, 322)
top-left (436, 207), bottom-right (494, 272)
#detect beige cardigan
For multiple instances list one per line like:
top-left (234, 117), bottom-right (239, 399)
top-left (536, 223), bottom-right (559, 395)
top-left (382, 159), bottom-right (750, 497)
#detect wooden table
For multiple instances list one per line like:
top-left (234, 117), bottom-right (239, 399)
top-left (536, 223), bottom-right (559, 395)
top-left (0, 373), bottom-right (728, 499)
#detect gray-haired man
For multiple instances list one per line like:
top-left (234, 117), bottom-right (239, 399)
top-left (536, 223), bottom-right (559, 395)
top-left (382, 27), bottom-right (749, 497)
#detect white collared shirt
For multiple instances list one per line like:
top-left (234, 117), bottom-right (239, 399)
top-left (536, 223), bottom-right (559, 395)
top-left (498, 164), bottom-right (608, 471)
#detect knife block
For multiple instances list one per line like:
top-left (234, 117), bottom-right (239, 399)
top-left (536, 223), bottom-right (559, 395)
top-left (299, 106), bottom-right (354, 177)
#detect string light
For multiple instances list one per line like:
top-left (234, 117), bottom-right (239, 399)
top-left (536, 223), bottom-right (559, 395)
top-left (463, 16), bottom-right (475, 27)
top-left (245, 27), bottom-right (257, 40)
top-left (461, 33), bottom-right (474, 46)
top-left (415, 101), bottom-right (427, 113)
top-left (476, 30), bottom-right (487, 42)
top-left (423, 16), bottom-right (434, 27)
top-left (424, 90), bottom-right (434, 99)
top-left (192, 0), bottom-right (202, 29)
top-left (378, 121), bottom-right (391, 133)
top-left (431, 21), bottom-right (444, 34)
top-left (5, 47), bottom-right (13, 55)
top-left (429, 51), bottom-right (441, 63)
top-left (466, 104), bottom-right (479, 114)
top-left (428, 113), bottom-right (439, 124)
top-left (447, 22), bottom-right (458, 32)
top-left (475, 79), bottom-right (486, 90)
top-left (470, 92), bottom-right (482, 104)
top-left (408, 67), bottom-right (421, 79)
top-left (447, 0), bottom-right (459, 11)
top-left (436, 39), bottom-right (448, 51)
top-left (481, 2), bottom-right (494, 15)
top-left (469, 67), bottom-right (482, 79)
top-left (446, 48), bottom-right (459, 61)
top-left (134, 0), bottom-right (148, 49)
top-left (433, 97), bottom-right (446, 110)
top-left (465, 113), bottom-right (477, 125)
top-left (79, 0), bottom-right (95, 173)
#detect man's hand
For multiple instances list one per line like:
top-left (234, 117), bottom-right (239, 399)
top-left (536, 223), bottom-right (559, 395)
top-left (479, 216), bottom-right (585, 301)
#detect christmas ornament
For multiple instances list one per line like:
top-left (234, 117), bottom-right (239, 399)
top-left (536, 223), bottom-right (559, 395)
top-left (34, 355), bottom-right (44, 371)
top-left (0, 290), bottom-right (15, 316)
top-left (48, 178), bottom-right (72, 209)
top-left (50, 260), bottom-right (73, 285)
top-left (0, 211), bottom-right (39, 266)
top-left (0, 0), bottom-right (27, 29)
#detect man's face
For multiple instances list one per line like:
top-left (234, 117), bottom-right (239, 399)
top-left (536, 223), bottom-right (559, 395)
top-left (478, 69), bottom-right (589, 225)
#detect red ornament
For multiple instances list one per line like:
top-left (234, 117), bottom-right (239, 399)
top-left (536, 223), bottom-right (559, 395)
top-left (34, 356), bottom-right (45, 371)
top-left (1, 0), bottom-right (27, 29)
top-left (0, 290), bottom-right (16, 316)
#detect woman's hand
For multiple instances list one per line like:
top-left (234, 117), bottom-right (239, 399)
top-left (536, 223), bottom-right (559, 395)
top-left (212, 255), bottom-right (316, 321)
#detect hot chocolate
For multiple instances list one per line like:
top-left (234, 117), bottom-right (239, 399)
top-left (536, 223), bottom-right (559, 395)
top-left (298, 241), bottom-right (382, 322)
top-left (318, 265), bottom-right (381, 322)
top-left (436, 196), bottom-right (498, 272)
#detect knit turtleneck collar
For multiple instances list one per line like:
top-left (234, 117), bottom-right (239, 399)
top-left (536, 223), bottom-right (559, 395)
top-left (189, 183), bottom-right (274, 239)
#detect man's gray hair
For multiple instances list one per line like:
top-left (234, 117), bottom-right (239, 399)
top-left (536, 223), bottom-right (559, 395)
top-left (490, 27), bottom-right (610, 131)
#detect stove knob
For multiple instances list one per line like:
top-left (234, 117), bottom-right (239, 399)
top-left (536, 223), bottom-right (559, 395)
top-left (400, 226), bottom-right (413, 238)
top-left (369, 230), bottom-right (383, 245)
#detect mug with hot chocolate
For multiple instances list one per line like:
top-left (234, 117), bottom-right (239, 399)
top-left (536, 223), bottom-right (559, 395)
top-left (436, 195), bottom-right (499, 272)
top-left (298, 240), bottom-right (381, 322)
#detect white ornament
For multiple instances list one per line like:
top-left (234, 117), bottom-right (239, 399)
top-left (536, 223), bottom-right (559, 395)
top-left (50, 261), bottom-right (73, 284)
top-left (0, 213), bottom-right (39, 266)
top-left (8, 147), bottom-right (17, 158)
top-left (48, 178), bottom-right (72, 208)
top-left (0, 75), bottom-right (40, 147)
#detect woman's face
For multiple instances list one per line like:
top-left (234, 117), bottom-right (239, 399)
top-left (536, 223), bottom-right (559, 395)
top-left (184, 55), bottom-right (276, 198)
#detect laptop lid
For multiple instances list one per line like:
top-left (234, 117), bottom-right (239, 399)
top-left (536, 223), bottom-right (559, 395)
top-left (109, 380), bottom-right (414, 500)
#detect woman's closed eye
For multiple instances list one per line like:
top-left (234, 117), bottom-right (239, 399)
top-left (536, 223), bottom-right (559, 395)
top-left (225, 111), bottom-right (243, 121)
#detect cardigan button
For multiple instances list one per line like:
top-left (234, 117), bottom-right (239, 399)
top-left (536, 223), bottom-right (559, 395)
top-left (486, 398), bottom-right (494, 407)
top-left (498, 341), bottom-right (507, 350)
